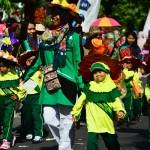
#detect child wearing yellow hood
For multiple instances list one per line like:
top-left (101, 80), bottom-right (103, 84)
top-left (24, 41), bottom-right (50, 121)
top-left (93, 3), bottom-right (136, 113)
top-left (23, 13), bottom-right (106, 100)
top-left (71, 62), bottom-right (126, 150)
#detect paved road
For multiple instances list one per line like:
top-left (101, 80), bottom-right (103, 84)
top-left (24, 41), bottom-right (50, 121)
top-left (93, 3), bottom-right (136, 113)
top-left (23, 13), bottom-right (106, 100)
top-left (2, 115), bottom-right (150, 150)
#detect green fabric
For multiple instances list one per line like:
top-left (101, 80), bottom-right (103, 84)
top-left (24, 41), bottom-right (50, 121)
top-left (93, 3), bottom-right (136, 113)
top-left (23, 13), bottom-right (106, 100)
top-left (0, 96), bottom-right (16, 141)
top-left (87, 132), bottom-right (120, 150)
top-left (22, 40), bottom-right (32, 51)
top-left (0, 79), bottom-right (19, 88)
top-left (21, 94), bottom-right (43, 136)
top-left (90, 62), bottom-right (110, 73)
top-left (87, 132), bottom-right (99, 150)
top-left (83, 84), bottom-right (121, 103)
top-left (23, 31), bottom-right (83, 106)
top-left (133, 98), bottom-right (143, 119)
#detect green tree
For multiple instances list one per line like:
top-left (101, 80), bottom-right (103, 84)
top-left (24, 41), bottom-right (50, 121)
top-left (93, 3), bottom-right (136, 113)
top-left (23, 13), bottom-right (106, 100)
top-left (0, 0), bottom-right (11, 13)
top-left (100, 0), bottom-right (150, 31)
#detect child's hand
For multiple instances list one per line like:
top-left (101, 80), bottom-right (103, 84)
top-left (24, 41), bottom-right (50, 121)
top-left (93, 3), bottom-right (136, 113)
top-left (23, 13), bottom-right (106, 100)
top-left (116, 111), bottom-right (125, 120)
top-left (11, 94), bottom-right (18, 101)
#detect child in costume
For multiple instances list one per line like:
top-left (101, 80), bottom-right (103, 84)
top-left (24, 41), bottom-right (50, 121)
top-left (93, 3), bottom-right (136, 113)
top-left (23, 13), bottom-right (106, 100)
top-left (71, 62), bottom-right (126, 150)
top-left (145, 75), bottom-right (150, 142)
top-left (121, 56), bottom-right (143, 126)
top-left (0, 39), bottom-right (26, 149)
top-left (19, 21), bottom-right (43, 143)
top-left (19, 49), bottom-right (44, 143)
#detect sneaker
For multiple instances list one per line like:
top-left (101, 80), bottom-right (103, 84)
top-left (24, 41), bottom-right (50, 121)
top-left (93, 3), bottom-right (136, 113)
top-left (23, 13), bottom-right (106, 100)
top-left (32, 136), bottom-right (43, 143)
top-left (0, 139), bottom-right (10, 150)
top-left (25, 134), bottom-right (33, 140)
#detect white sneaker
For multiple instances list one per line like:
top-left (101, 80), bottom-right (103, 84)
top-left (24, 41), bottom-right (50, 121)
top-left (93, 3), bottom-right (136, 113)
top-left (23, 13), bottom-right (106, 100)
top-left (32, 136), bottom-right (43, 143)
top-left (25, 134), bottom-right (33, 140)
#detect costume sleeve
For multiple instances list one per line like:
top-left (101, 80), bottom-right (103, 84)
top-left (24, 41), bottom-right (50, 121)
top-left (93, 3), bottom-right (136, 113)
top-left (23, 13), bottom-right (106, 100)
top-left (112, 97), bottom-right (126, 114)
top-left (71, 92), bottom-right (86, 121)
top-left (22, 51), bottom-right (42, 81)
top-left (11, 86), bottom-right (27, 102)
top-left (72, 32), bottom-right (84, 89)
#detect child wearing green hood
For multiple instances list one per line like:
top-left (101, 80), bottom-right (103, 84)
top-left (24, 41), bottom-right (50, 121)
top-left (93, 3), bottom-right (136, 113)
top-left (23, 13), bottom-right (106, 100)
top-left (71, 62), bottom-right (126, 150)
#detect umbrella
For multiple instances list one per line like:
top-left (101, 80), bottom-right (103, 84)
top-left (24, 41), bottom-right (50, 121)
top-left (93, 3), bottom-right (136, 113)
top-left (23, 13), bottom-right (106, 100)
top-left (92, 17), bottom-right (121, 27)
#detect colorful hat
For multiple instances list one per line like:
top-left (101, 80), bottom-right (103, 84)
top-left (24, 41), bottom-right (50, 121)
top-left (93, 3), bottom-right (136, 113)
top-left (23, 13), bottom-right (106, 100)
top-left (34, 0), bottom-right (82, 28)
top-left (120, 56), bottom-right (141, 70)
top-left (79, 54), bottom-right (122, 82)
top-left (91, 38), bottom-right (103, 48)
top-left (0, 51), bottom-right (18, 67)
top-left (0, 24), bottom-right (6, 36)
top-left (18, 50), bottom-right (37, 68)
top-left (90, 62), bottom-right (110, 73)
top-left (0, 37), bottom-right (13, 52)
top-left (35, 24), bottom-right (45, 32)
top-left (119, 45), bottom-right (133, 59)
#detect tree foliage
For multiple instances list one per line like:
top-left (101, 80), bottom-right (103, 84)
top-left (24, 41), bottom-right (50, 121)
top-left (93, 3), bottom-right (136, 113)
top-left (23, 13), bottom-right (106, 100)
top-left (100, 0), bottom-right (150, 31)
top-left (0, 0), bottom-right (12, 13)
top-left (1, 0), bottom-right (150, 31)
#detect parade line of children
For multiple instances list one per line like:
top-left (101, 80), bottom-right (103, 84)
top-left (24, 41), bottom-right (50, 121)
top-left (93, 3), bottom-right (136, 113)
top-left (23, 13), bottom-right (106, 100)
top-left (0, 0), bottom-right (150, 150)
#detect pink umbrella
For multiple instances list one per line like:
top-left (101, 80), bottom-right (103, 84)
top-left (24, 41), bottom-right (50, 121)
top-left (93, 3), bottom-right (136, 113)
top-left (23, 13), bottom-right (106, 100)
top-left (92, 17), bottom-right (121, 27)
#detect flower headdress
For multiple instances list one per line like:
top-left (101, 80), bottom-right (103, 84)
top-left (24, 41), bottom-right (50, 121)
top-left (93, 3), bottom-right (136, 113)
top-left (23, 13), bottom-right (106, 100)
top-left (79, 53), bottom-right (122, 82)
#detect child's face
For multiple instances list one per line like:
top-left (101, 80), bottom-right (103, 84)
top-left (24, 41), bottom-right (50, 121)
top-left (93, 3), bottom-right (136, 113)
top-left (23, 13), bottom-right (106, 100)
top-left (26, 56), bottom-right (35, 66)
top-left (27, 23), bottom-right (36, 36)
top-left (52, 15), bottom-right (61, 27)
top-left (93, 70), bottom-right (107, 82)
top-left (127, 35), bottom-right (135, 45)
top-left (122, 62), bottom-right (132, 69)
top-left (0, 66), bottom-right (9, 74)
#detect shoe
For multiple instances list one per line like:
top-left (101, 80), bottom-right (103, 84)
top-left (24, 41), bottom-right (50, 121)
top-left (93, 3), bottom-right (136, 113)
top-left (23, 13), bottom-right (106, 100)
top-left (32, 136), bottom-right (43, 143)
top-left (25, 134), bottom-right (33, 140)
top-left (0, 139), bottom-right (10, 149)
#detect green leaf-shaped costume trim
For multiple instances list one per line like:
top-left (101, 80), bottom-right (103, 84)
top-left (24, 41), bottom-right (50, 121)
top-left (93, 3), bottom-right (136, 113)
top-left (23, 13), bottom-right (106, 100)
top-left (0, 79), bottom-right (19, 88)
top-left (83, 84), bottom-right (121, 103)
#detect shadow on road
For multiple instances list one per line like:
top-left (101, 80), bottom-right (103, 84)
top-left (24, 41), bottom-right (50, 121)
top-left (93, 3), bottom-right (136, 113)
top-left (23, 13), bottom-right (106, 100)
top-left (134, 141), bottom-right (150, 150)
top-left (39, 145), bottom-right (58, 150)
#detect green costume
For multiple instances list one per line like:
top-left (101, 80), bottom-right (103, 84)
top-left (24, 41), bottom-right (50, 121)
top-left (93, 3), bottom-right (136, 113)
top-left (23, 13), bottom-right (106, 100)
top-left (21, 70), bottom-right (43, 138)
top-left (123, 68), bottom-right (143, 123)
top-left (23, 31), bottom-right (84, 106)
top-left (0, 69), bottom-right (26, 141)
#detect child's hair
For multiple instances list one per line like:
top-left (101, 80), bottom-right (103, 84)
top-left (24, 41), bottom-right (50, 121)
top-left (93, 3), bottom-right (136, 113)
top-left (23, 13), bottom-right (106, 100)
top-left (125, 31), bottom-right (138, 45)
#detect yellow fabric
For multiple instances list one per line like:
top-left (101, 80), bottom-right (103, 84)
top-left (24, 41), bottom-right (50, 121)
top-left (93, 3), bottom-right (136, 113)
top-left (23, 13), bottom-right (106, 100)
top-left (71, 81), bottom-right (126, 134)
top-left (0, 87), bottom-right (27, 102)
top-left (52, 0), bottom-right (69, 6)
top-left (0, 69), bottom-right (19, 81)
top-left (123, 68), bottom-right (134, 80)
top-left (145, 86), bottom-right (150, 102)
top-left (89, 75), bottom-right (116, 92)
top-left (123, 68), bottom-right (143, 98)
top-left (0, 70), bottom-right (27, 101)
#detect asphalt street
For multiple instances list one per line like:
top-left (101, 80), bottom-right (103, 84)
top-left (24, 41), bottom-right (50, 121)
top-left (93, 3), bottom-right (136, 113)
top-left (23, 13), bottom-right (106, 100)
top-left (1, 115), bottom-right (150, 150)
